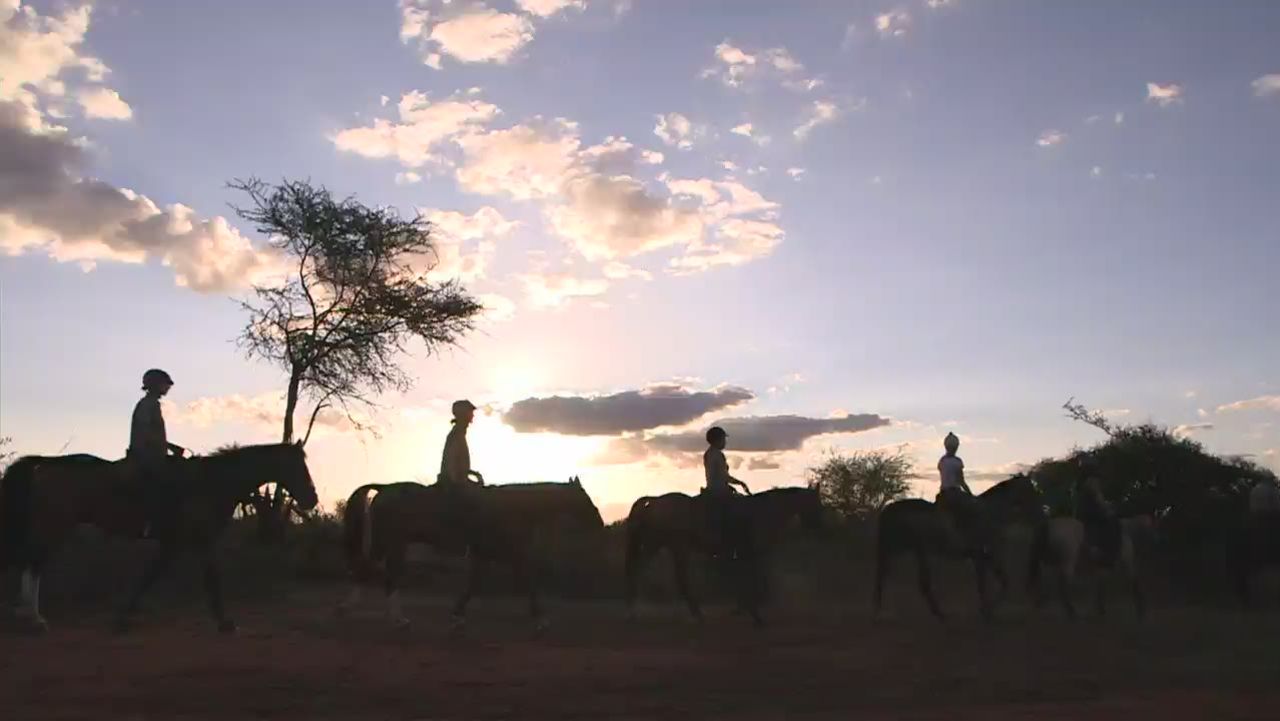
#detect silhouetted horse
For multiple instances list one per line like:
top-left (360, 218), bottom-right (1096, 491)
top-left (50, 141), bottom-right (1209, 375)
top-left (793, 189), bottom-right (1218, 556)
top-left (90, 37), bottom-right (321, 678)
top-left (1228, 511), bottom-right (1280, 606)
top-left (873, 475), bottom-right (1043, 621)
top-left (624, 486), bottom-right (823, 626)
top-left (1026, 514), bottom-right (1154, 620)
top-left (338, 477), bottom-right (603, 631)
top-left (0, 443), bottom-right (317, 633)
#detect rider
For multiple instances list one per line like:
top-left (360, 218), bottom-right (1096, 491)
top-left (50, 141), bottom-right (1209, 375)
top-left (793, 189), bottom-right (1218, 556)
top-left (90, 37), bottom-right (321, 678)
top-left (437, 400), bottom-right (485, 532)
top-left (936, 432), bottom-right (985, 556)
top-left (127, 368), bottom-right (187, 538)
top-left (1075, 455), bottom-right (1121, 566)
top-left (703, 426), bottom-right (751, 554)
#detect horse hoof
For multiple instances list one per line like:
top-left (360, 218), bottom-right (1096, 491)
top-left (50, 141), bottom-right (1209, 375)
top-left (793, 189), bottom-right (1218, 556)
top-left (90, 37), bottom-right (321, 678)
top-left (217, 620), bottom-right (238, 635)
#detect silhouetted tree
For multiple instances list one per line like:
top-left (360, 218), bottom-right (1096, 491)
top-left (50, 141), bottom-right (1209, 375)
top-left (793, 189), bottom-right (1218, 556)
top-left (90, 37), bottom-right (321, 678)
top-left (807, 449), bottom-right (912, 522)
top-left (230, 178), bottom-right (483, 538)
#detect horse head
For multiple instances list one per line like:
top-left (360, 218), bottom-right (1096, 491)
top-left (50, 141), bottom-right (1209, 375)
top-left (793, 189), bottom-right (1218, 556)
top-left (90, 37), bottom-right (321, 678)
top-left (981, 472), bottom-right (1045, 524)
top-left (247, 442), bottom-right (318, 512)
top-left (564, 476), bottom-right (605, 531)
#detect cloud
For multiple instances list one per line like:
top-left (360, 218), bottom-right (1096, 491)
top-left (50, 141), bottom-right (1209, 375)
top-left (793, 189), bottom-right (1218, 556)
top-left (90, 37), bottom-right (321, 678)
top-left (176, 392), bottom-right (368, 437)
top-left (416, 206), bottom-right (517, 283)
top-left (925, 0), bottom-right (956, 8)
top-left (600, 412), bottom-right (893, 466)
top-left (0, 3), bottom-right (116, 117)
top-left (1146, 82), bottom-right (1184, 107)
top-left (454, 117), bottom-right (582, 200)
top-left (1253, 74), bottom-right (1280, 98)
top-left (787, 167), bottom-right (806, 181)
top-left (730, 121), bottom-right (770, 145)
top-left (76, 87), bottom-right (132, 120)
top-left (331, 89), bottom-right (500, 168)
top-left (653, 112), bottom-right (702, 149)
top-left (1036, 129), bottom-right (1067, 147)
top-left (477, 292), bottom-right (516, 322)
top-left (515, 0), bottom-right (586, 18)
top-left (0, 101), bottom-right (279, 292)
top-left (400, 1), bottom-right (535, 66)
top-left (875, 9), bottom-right (911, 37)
top-left (1217, 395), bottom-right (1280, 414)
top-left (1114, 111), bottom-right (1125, 125)
top-left (548, 171), bottom-right (705, 260)
top-left (1173, 423), bottom-right (1214, 438)
top-left (747, 455), bottom-right (783, 471)
top-left (793, 99), bottom-right (843, 140)
top-left (518, 270), bottom-right (610, 308)
top-left (504, 383), bottom-right (756, 436)
top-left (395, 171), bottom-right (422, 185)
top-left (841, 23), bottom-right (858, 51)
top-left (1090, 165), bottom-right (1103, 178)
top-left (702, 40), bottom-right (820, 91)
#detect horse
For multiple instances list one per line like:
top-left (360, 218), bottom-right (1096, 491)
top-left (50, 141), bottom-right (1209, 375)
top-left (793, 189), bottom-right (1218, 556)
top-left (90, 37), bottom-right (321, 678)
top-left (872, 474), bottom-right (1043, 621)
top-left (1227, 510), bottom-right (1280, 607)
top-left (1026, 514), bottom-right (1154, 620)
top-left (0, 443), bottom-right (318, 633)
top-left (623, 486), bottom-right (824, 626)
top-left (337, 477), bottom-right (603, 631)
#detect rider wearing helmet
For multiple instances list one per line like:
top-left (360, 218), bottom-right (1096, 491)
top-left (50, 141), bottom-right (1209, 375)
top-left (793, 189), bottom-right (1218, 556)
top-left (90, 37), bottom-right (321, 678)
top-left (438, 400), bottom-right (484, 487)
top-left (703, 426), bottom-right (752, 554)
top-left (936, 432), bottom-right (985, 556)
top-left (1075, 455), bottom-right (1121, 566)
top-left (128, 369), bottom-right (187, 538)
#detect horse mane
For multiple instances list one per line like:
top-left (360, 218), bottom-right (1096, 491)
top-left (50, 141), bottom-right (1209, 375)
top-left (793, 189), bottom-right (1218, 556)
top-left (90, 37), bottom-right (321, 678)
top-left (978, 474), bottom-right (1032, 499)
top-left (206, 442), bottom-right (302, 460)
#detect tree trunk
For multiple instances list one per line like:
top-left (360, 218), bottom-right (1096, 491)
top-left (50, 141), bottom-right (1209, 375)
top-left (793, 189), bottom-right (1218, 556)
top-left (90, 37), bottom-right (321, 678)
top-left (259, 370), bottom-right (303, 543)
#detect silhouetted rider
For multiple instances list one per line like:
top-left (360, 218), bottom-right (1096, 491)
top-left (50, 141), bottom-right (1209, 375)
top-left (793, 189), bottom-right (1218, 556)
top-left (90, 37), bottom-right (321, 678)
top-left (127, 368), bottom-right (186, 538)
top-left (1075, 456), bottom-right (1121, 566)
top-left (703, 426), bottom-right (751, 555)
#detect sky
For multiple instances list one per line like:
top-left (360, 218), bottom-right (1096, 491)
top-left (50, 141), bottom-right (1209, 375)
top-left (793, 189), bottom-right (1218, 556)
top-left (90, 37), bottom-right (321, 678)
top-left (2, 0), bottom-right (1278, 522)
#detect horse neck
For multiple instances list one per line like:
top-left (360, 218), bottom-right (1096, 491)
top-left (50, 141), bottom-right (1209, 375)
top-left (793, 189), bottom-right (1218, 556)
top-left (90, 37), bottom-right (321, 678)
top-left (494, 485), bottom-right (575, 525)
top-left (200, 450), bottom-right (277, 501)
top-left (753, 489), bottom-right (807, 530)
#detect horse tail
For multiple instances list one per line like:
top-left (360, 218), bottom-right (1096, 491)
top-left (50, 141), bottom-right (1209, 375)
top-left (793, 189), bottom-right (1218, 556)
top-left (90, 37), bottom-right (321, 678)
top-left (625, 496), bottom-right (655, 557)
top-left (0, 456), bottom-right (45, 567)
top-left (872, 503), bottom-right (906, 616)
top-left (342, 484), bottom-right (386, 571)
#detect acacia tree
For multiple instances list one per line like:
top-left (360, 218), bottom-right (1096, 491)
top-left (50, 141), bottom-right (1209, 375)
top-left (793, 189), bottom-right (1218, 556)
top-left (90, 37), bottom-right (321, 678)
top-left (807, 448), bottom-right (913, 522)
top-left (230, 178), bottom-right (483, 534)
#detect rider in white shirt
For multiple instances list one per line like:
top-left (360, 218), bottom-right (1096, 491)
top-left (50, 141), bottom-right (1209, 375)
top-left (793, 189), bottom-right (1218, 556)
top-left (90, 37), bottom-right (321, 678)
top-left (936, 432), bottom-right (984, 555)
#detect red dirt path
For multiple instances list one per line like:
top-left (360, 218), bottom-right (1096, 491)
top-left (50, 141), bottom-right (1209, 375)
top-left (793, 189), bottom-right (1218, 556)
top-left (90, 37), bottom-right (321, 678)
top-left (3, 594), bottom-right (1278, 720)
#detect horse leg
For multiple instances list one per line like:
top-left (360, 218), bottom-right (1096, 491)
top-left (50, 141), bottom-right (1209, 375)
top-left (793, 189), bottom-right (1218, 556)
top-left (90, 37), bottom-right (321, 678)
top-left (990, 554), bottom-right (1010, 606)
top-left (1124, 547), bottom-right (1145, 620)
top-left (973, 555), bottom-right (993, 623)
top-left (516, 557), bottom-right (548, 634)
top-left (624, 537), bottom-right (656, 620)
top-left (383, 545), bottom-right (409, 628)
top-left (16, 565), bottom-right (48, 632)
top-left (670, 546), bottom-right (703, 623)
top-left (448, 553), bottom-right (486, 635)
top-left (915, 549), bottom-right (944, 621)
top-left (1057, 553), bottom-right (1078, 621)
top-left (201, 549), bottom-right (236, 634)
top-left (116, 545), bottom-right (177, 633)
top-left (1094, 570), bottom-right (1108, 618)
top-left (873, 541), bottom-right (892, 618)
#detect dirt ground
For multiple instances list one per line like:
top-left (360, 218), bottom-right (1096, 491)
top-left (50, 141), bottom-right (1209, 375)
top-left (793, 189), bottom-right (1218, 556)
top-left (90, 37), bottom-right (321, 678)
top-left (3, 589), bottom-right (1279, 721)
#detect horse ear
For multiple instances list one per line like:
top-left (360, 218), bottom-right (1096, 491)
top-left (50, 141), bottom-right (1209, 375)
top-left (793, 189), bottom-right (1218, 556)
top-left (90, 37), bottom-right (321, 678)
top-left (571, 475), bottom-right (581, 486)
top-left (295, 439), bottom-right (304, 448)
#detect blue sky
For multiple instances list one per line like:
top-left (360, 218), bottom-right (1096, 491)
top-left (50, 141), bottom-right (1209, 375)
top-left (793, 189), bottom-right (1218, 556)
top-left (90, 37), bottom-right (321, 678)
top-left (2, 0), bottom-right (1278, 520)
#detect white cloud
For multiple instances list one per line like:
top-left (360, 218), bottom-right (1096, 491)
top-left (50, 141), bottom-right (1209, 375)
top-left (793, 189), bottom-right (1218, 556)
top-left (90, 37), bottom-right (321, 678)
top-left (516, 0), bottom-right (586, 18)
top-left (1146, 82), bottom-right (1184, 107)
top-left (394, 171), bottom-right (422, 185)
top-left (454, 117), bottom-right (582, 200)
top-left (1173, 423), bottom-right (1214, 438)
top-left (841, 23), bottom-right (858, 51)
top-left (519, 270), bottom-right (610, 308)
top-left (76, 87), bottom-right (132, 120)
top-left (1036, 129), bottom-right (1067, 147)
top-left (1114, 111), bottom-right (1125, 125)
top-left (925, 0), bottom-right (956, 7)
top-left (1217, 395), bottom-right (1280, 414)
top-left (401, 0), bottom-right (589, 66)
top-left (875, 9), bottom-right (911, 37)
top-left (639, 149), bottom-right (664, 164)
top-left (653, 112), bottom-right (702, 149)
top-left (477, 292), bottom-right (517, 322)
top-left (417, 206), bottom-right (518, 283)
top-left (1253, 74), bottom-right (1280, 98)
top-left (332, 89), bottom-right (500, 168)
top-left (794, 99), bottom-right (842, 139)
top-left (787, 167), bottom-right (806, 180)
top-left (602, 261), bottom-right (653, 281)
top-left (176, 392), bottom-right (369, 437)
top-left (703, 40), bottom-right (819, 91)
top-left (731, 122), bottom-right (769, 145)
top-left (547, 172), bottom-right (705, 260)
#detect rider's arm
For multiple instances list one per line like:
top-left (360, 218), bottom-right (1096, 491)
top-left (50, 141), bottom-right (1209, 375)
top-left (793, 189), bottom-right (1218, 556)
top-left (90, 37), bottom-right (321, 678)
top-left (468, 470), bottom-right (485, 485)
top-left (729, 477), bottom-right (752, 495)
top-left (167, 443), bottom-right (186, 457)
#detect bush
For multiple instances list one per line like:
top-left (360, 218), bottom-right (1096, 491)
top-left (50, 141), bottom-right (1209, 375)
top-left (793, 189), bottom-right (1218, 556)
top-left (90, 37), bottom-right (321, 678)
top-left (807, 449), bottom-right (912, 522)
